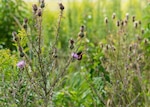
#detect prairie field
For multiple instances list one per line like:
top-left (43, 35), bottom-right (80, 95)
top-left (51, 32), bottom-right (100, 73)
top-left (0, 0), bottom-right (150, 107)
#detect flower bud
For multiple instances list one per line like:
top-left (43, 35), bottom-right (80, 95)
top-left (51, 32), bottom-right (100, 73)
top-left (20, 52), bottom-right (25, 57)
top-left (70, 44), bottom-right (74, 49)
top-left (104, 17), bottom-right (108, 24)
top-left (32, 4), bottom-right (38, 13)
top-left (141, 29), bottom-right (144, 34)
top-left (126, 13), bottom-right (129, 20)
top-left (59, 3), bottom-right (64, 11)
top-left (24, 18), bottom-right (28, 23)
top-left (121, 20), bottom-right (124, 26)
top-left (134, 21), bottom-right (138, 28)
top-left (38, 9), bottom-right (42, 16)
top-left (12, 31), bottom-right (18, 41)
top-left (23, 24), bottom-right (27, 30)
top-left (78, 31), bottom-right (84, 38)
top-left (132, 15), bottom-right (135, 22)
top-left (112, 13), bottom-right (116, 19)
top-left (139, 20), bottom-right (141, 25)
top-left (70, 39), bottom-right (74, 45)
top-left (116, 20), bottom-right (120, 27)
top-left (40, 0), bottom-right (45, 8)
top-left (80, 25), bottom-right (84, 32)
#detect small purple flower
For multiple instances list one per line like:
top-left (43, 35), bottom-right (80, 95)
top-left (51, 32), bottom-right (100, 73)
top-left (72, 53), bottom-right (79, 59)
top-left (17, 60), bottom-right (25, 69)
top-left (71, 52), bottom-right (83, 60)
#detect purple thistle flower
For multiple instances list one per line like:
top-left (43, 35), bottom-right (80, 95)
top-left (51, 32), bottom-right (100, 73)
top-left (71, 52), bottom-right (83, 60)
top-left (72, 53), bottom-right (79, 59)
top-left (17, 60), bottom-right (25, 69)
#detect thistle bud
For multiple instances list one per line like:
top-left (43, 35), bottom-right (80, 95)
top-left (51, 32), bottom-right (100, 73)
top-left (70, 39), bottom-right (74, 45)
top-left (40, 0), bottom-right (45, 8)
top-left (126, 13), bottom-right (129, 20)
top-left (138, 20), bottom-right (141, 25)
top-left (12, 31), bottom-right (18, 41)
top-left (112, 13), bottom-right (116, 19)
top-left (59, 3), bottom-right (64, 11)
top-left (144, 38), bottom-right (149, 44)
top-left (116, 20), bottom-right (120, 27)
top-left (70, 45), bottom-right (74, 49)
top-left (18, 46), bottom-right (23, 52)
top-left (134, 21), bottom-right (138, 28)
top-left (121, 20), bottom-right (124, 26)
top-left (132, 15), bottom-right (135, 22)
top-left (32, 4), bottom-right (38, 13)
top-left (141, 29), bottom-right (144, 34)
top-left (80, 25), bottom-right (84, 32)
top-left (24, 18), bottom-right (28, 23)
top-left (78, 31), bottom-right (84, 38)
top-left (129, 45), bottom-right (132, 52)
top-left (38, 9), bottom-right (42, 16)
top-left (23, 24), bottom-right (27, 30)
top-left (104, 17), bottom-right (108, 24)
top-left (124, 19), bottom-right (128, 26)
top-left (20, 52), bottom-right (25, 57)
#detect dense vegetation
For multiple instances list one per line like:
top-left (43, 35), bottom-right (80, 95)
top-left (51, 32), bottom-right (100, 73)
top-left (0, 0), bottom-right (150, 107)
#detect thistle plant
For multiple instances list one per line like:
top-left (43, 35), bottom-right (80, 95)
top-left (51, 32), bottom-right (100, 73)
top-left (101, 13), bottom-right (150, 106)
top-left (11, 1), bottom-right (86, 106)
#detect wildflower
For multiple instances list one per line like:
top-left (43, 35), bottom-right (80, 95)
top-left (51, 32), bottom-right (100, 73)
top-left (17, 60), bottom-right (25, 69)
top-left (72, 51), bottom-right (83, 60)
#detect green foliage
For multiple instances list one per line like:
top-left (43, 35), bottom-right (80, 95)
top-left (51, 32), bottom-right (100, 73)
top-left (0, 0), bottom-right (28, 49)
